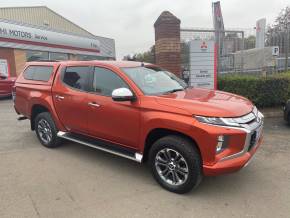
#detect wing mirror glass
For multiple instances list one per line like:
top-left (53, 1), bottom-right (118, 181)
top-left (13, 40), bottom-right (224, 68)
top-left (112, 88), bottom-right (135, 102)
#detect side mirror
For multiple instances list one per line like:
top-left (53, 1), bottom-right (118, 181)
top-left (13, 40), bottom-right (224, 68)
top-left (112, 88), bottom-right (135, 102)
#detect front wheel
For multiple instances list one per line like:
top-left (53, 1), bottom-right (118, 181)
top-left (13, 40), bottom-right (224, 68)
top-left (149, 135), bottom-right (203, 194)
top-left (35, 112), bottom-right (62, 148)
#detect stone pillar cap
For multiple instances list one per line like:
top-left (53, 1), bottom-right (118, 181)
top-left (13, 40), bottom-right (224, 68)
top-left (154, 11), bottom-right (181, 27)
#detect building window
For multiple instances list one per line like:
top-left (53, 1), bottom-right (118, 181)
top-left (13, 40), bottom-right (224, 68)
top-left (0, 60), bottom-right (8, 78)
top-left (26, 50), bottom-right (49, 62)
top-left (49, 52), bottom-right (68, 60)
top-left (75, 54), bottom-right (110, 61)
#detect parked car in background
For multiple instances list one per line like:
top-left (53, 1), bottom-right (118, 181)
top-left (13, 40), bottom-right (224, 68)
top-left (283, 99), bottom-right (290, 125)
top-left (13, 60), bottom-right (264, 194)
top-left (0, 71), bottom-right (16, 98)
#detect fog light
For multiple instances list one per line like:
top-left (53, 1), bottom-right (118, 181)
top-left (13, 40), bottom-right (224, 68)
top-left (216, 135), bottom-right (227, 153)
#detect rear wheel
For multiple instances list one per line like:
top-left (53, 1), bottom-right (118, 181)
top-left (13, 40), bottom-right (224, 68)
top-left (149, 135), bottom-right (202, 194)
top-left (35, 112), bottom-right (62, 148)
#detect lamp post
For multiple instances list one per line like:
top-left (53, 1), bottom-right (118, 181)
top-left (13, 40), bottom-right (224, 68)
top-left (285, 26), bottom-right (289, 72)
top-left (284, 17), bottom-right (290, 72)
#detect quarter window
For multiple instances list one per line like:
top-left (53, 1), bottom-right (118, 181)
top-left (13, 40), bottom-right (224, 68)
top-left (63, 66), bottom-right (90, 91)
top-left (93, 67), bottom-right (129, 96)
top-left (23, 66), bottom-right (54, 81)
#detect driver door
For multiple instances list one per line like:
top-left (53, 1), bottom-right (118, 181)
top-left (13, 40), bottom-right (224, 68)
top-left (86, 66), bottom-right (141, 149)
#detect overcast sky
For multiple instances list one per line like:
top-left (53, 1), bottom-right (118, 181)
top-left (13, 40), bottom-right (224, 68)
top-left (0, 0), bottom-right (289, 59)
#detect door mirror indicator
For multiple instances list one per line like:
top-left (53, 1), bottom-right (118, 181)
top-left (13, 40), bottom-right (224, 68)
top-left (112, 88), bottom-right (135, 102)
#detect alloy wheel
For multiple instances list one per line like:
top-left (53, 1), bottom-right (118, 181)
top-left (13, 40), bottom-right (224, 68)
top-left (155, 148), bottom-right (189, 186)
top-left (37, 119), bottom-right (53, 144)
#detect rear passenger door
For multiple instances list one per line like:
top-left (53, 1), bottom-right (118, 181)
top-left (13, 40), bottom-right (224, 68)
top-left (52, 66), bottom-right (92, 134)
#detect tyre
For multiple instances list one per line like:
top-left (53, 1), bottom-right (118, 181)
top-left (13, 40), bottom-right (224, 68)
top-left (149, 135), bottom-right (203, 194)
top-left (35, 112), bottom-right (62, 148)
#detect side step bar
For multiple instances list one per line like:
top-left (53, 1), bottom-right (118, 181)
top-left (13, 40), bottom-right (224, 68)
top-left (17, 116), bottom-right (27, 121)
top-left (57, 131), bottom-right (143, 163)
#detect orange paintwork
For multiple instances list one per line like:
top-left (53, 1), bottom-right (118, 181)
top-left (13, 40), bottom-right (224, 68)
top-left (14, 60), bottom-right (261, 176)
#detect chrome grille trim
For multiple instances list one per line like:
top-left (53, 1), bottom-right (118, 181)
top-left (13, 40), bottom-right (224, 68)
top-left (233, 112), bottom-right (256, 124)
top-left (230, 107), bottom-right (258, 124)
top-left (220, 111), bottom-right (264, 161)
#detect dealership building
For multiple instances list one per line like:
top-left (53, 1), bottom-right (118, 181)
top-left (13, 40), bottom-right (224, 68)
top-left (0, 6), bottom-right (115, 77)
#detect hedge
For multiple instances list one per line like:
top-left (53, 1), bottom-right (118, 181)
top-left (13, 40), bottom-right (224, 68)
top-left (218, 72), bottom-right (290, 108)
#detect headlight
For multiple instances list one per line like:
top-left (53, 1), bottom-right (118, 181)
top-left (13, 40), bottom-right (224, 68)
top-left (195, 116), bottom-right (241, 127)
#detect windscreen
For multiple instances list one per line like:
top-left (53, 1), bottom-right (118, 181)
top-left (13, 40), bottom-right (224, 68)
top-left (122, 67), bottom-right (187, 95)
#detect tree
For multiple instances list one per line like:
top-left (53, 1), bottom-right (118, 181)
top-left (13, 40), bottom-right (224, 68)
top-left (123, 46), bottom-right (155, 63)
top-left (244, 35), bottom-right (256, 50)
top-left (180, 42), bottom-right (190, 70)
top-left (266, 6), bottom-right (290, 53)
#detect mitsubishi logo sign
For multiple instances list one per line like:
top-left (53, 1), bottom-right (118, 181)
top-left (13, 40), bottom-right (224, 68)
top-left (189, 40), bottom-right (217, 90)
top-left (200, 41), bottom-right (208, 51)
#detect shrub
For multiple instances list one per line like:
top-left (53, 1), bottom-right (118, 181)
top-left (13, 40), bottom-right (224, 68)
top-left (218, 73), bottom-right (290, 108)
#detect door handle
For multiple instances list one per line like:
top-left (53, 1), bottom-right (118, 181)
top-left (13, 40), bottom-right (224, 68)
top-left (55, 95), bottom-right (64, 100)
top-left (88, 102), bottom-right (101, 107)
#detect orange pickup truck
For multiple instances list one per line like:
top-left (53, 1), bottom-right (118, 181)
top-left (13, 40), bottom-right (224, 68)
top-left (14, 60), bottom-right (264, 194)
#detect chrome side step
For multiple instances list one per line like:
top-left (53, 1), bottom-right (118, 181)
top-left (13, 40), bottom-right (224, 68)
top-left (57, 131), bottom-right (143, 163)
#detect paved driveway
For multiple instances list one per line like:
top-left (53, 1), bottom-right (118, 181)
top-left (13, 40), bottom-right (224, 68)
top-left (0, 99), bottom-right (289, 218)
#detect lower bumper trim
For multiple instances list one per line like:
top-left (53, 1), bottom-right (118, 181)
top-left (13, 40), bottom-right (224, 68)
top-left (203, 139), bottom-right (261, 176)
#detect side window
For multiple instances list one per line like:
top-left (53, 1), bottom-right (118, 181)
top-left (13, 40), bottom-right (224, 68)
top-left (63, 66), bottom-right (90, 91)
top-left (23, 66), bottom-right (53, 81)
top-left (23, 66), bottom-right (34, 80)
top-left (93, 67), bottom-right (129, 96)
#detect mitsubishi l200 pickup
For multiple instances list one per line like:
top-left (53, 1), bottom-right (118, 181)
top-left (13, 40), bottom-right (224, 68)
top-left (14, 61), bottom-right (264, 194)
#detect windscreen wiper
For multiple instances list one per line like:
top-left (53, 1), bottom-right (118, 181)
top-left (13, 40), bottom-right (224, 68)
top-left (164, 88), bottom-right (184, 94)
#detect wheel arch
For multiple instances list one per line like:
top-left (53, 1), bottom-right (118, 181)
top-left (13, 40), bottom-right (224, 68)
top-left (142, 128), bottom-right (202, 163)
top-left (30, 104), bottom-right (50, 130)
top-left (28, 95), bottom-right (65, 132)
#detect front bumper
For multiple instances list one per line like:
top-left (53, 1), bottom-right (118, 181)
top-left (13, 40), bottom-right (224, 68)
top-left (203, 111), bottom-right (264, 176)
top-left (203, 136), bottom-right (262, 176)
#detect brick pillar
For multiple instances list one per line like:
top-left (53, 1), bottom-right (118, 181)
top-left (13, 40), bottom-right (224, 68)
top-left (154, 11), bottom-right (181, 77)
top-left (13, 49), bottom-right (27, 76)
